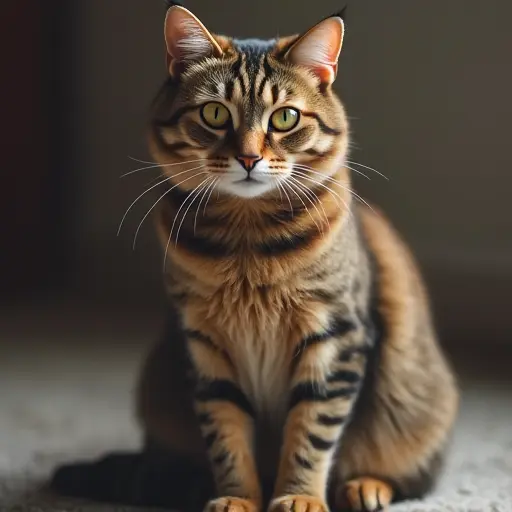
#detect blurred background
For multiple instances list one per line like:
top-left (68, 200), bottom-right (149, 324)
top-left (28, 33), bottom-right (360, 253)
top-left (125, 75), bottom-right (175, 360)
top-left (1, 1), bottom-right (512, 508)
top-left (2, 0), bottom-right (511, 346)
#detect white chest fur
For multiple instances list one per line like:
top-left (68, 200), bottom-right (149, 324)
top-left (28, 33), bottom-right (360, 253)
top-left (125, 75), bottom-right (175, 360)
top-left (229, 331), bottom-right (290, 421)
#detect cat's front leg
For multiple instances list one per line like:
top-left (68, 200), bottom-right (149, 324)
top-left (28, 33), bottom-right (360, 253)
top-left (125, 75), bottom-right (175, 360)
top-left (270, 319), bottom-right (369, 512)
top-left (186, 329), bottom-right (262, 512)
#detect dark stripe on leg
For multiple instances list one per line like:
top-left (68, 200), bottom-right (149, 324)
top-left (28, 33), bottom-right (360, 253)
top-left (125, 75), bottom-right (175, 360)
top-left (204, 431), bottom-right (217, 449)
top-left (308, 434), bottom-right (335, 451)
top-left (317, 414), bottom-right (345, 426)
top-left (196, 379), bottom-right (255, 418)
top-left (326, 370), bottom-right (361, 384)
top-left (294, 454), bottom-right (313, 470)
top-left (197, 412), bottom-right (214, 425)
top-left (289, 382), bottom-right (359, 410)
top-left (298, 318), bottom-right (357, 352)
top-left (212, 451), bottom-right (229, 466)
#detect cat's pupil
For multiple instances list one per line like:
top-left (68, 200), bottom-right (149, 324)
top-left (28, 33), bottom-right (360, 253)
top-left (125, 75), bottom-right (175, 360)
top-left (283, 110), bottom-right (287, 122)
top-left (215, 107), bottom-right (219, 120)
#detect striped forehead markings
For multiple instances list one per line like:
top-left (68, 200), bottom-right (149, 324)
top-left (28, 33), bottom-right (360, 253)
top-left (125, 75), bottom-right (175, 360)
top-left (257, 54), bottom-right (273, 98)
top-left (231, 53), bottom-right (247, 97)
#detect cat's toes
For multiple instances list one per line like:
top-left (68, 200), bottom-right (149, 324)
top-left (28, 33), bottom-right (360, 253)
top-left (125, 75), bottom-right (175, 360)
top-left (206, 497), bottom-right (259, 512)
top-left (270, 495), bottom-right (328, 512)
top-left (337, 478), bottom-right (393, 512)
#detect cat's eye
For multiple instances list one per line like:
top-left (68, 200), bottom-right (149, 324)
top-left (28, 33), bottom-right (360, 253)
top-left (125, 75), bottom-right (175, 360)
top-left (269, 107), bottom-right (300, 132)
top-left (201, 102), bottom-right (231, 129)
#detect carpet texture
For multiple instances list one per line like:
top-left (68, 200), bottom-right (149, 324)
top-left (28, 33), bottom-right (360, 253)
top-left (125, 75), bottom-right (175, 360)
top-left (1, 308), bottom-right (511, 511)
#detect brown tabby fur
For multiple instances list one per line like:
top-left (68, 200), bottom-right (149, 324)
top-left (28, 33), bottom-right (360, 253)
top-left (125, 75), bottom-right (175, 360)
top-left (50, 6), bottom-right (458, 512)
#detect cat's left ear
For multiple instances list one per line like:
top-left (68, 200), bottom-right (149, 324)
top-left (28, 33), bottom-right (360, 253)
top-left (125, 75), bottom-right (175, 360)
top-left (164, 5), bottom-right (223, 77)
top-left (285, 14), bottom-right (345, 85)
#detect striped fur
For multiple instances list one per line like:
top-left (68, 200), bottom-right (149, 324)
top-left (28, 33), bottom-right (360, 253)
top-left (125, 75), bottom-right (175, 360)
top-left (136, 7), bottom-right (460, 512)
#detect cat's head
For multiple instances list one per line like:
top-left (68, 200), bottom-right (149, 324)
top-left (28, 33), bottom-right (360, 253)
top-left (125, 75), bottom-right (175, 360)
top-left (150, 5), bottom-right (349, 200)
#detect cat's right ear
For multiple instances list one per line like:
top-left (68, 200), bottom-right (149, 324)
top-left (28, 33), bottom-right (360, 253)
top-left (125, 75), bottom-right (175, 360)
top-left (164, 6), bottom-right (223, 78)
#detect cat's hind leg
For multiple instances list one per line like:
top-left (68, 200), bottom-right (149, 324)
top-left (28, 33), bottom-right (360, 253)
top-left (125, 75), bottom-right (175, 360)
top-left (332, 450), bottom-right (443, 512)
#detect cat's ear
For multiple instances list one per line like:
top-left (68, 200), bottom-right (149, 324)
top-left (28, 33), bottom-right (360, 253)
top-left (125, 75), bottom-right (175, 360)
top-left (285, 14), bottom-right (345, 85)
top-left (164, 5), bottom-right (223, 77)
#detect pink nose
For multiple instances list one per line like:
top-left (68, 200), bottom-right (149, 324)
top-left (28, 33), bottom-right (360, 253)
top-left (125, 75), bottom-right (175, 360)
top-left (236, 154), bottom-right (262, 172)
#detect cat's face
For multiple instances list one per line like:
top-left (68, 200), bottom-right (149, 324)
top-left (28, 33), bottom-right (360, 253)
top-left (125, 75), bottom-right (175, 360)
top-left (150, 6), bottom-right (349, 200)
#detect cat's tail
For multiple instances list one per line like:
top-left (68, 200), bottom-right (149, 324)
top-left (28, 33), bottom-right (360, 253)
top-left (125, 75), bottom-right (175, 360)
top-left (49, 450), bottom-right (215, 512)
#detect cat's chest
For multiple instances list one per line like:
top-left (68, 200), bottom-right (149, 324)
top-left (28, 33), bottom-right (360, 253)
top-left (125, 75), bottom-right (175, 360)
top-left (209, 285), bottom-right (329, 418)
top-left (186, 278), bottom-right (332, 415)
top-left (229, 329), bottom-right (291, 418)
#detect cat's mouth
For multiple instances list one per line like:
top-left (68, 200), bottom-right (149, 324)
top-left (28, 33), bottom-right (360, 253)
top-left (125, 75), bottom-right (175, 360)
top-left (234, 177), bottom-right (262, 184)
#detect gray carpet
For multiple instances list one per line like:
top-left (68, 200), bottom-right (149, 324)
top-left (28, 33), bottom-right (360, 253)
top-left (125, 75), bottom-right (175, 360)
top-left (1, 304), bottom-right (511, 511)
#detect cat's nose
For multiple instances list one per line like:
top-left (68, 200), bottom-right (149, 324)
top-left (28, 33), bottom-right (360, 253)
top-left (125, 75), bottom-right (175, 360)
top-left (236, 154), bottom-right (263, 173)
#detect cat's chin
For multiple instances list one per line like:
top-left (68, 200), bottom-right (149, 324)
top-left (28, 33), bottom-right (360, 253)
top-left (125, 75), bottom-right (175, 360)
top-left (218, 180), bottom-right (276, 199)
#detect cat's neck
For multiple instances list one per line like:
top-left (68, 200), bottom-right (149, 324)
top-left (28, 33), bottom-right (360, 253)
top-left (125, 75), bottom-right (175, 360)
top-left (158, 169), bottom-right (355, 287)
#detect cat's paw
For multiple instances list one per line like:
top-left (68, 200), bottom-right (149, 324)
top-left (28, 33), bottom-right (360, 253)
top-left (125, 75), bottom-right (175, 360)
top-left (205, 497), bottom-right (260, 512)
top-left (337, 478), bottom-right (393, 512)
top-left (269, 495), bottom-right (328, 512)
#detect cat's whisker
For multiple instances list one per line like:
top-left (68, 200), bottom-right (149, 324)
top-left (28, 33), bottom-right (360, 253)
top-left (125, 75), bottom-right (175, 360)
top-left (203, 178), bottom-right (219, 216)
top-left (292, 164), bottom-right (352, 185)
top-left (195, 178), bottom-right (218, 233)
top-left (275, 178), bottom-right (294, 218)
top-left (293, 163), bottom-right (369, 184)
top-left (163, 174), bottom-right (211, 270)
top-left (117, 164), bottom-right (207, 236)
top-left (128, 156), bottom-right (162, 165)
top-left (132, 168), bottom-right (208, 249)
top-left (290, 169), bottom-right (344, 207)
top-left (175, 177), bottom-right (213, 248)
top-left (121, 158), bottom-right (206, 178)
top-left (292, 168), bottom-right (375, 215)
top-left (121, 164), bottom-right (164, 179)
top-left (346, 160), bottom-right (389, 181)
top-left (293, 162), bottom-right (370, 181)
top-left (283, 179), bottom-right (323, 235)
top-left (344, 165), bottom-right (371, 180)
top-left (144, 174), bottom-right (168, 188)
top-left (288, 176), bottom-right (331, 232)
top-left (272, 177), bottom-right (284, 203)
top-left (291, 170), bottom-right (354, 220)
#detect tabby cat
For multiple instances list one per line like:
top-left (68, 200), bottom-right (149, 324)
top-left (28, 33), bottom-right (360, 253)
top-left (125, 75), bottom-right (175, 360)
top-left (51, 4), bottom-right (459, 512)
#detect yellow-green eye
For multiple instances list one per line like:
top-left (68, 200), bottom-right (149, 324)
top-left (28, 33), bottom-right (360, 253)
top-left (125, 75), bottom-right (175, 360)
top-left (201, 102), bottom-right (231, 129)
top-left (270, 107), bottom-right (300, 132)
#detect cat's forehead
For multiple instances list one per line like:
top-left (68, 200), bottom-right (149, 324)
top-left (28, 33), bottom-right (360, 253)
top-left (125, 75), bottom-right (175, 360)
top-left (188, 40), bottom-right (303, 101)
top-left (231, 38), bottom-right (276, 61)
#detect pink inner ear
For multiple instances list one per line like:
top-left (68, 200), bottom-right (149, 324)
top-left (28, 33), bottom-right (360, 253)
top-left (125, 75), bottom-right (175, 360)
top-left (164, 5), bottom-right (222, 70)
top-left (286, 17), bottom-right (344, 84)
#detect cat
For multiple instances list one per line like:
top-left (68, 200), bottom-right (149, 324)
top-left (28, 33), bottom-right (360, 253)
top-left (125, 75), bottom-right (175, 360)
top-left (51, 4), bottom-right (459, 512)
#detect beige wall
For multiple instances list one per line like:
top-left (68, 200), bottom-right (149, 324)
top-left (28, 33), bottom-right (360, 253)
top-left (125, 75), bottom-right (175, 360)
top-left (71, 1), bottom-right (512, 342)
